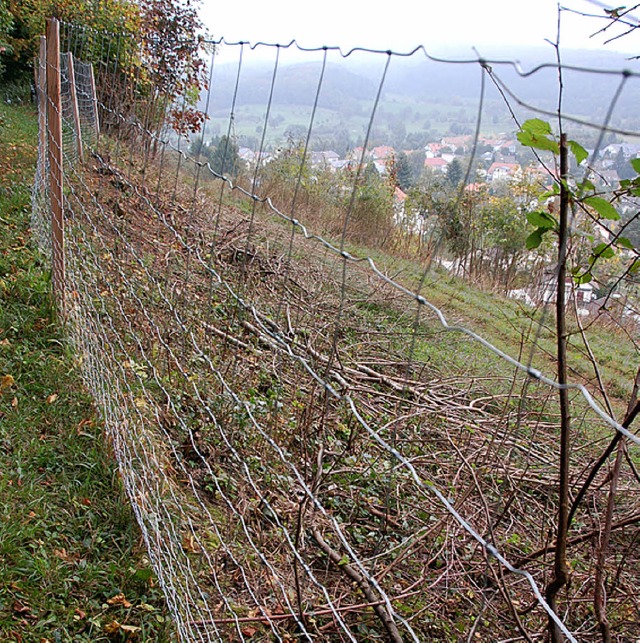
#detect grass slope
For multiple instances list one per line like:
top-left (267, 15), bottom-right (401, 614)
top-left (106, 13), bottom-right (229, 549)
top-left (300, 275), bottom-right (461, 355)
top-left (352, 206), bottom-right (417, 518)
top-left (0, 103), bottom-right (172, 641)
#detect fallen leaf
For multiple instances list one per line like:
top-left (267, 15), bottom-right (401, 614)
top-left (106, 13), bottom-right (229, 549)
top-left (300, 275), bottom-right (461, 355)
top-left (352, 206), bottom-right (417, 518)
top-left (53, 548), bottom-right (78, 562)
top-left (74, 607), bottom-right (86, 620)
top-left (0, 338), bottom-right (10, 346)
top-left (104, 619), bottom-right (121, 635)
top-left (12, 600), bottom-right (30, 615)
top-left (120, 624), bottom-right (141, 634)
top-left (77, 418), bottom-right (93, 433)
top-left (241, 626), bottom-right (258, 638)
top-left (107, 593), bottom-right (132, 608)
top-left (1, 374), bottom-right (15, 390)
top-left (46, 393), bottom-right (58, 404)
top-left (182, 533), bottom-right (200, 554)
top-left (11, 397), bottom-right (18, 408)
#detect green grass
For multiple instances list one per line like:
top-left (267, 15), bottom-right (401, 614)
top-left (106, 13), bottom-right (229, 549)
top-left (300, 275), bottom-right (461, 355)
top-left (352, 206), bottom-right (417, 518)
top-left (349, 242), bottom-right (638, 408)
top-left (0, 103), bottom-right (172, 641)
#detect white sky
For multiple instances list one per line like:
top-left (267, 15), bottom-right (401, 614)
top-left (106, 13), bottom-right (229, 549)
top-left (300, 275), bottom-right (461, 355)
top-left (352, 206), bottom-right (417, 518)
top-left (200, 0), bottom-right (640, 60)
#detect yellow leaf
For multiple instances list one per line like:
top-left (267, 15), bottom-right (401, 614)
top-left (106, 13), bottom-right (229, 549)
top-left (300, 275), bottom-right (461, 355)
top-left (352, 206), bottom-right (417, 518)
top-left (182, 533), bottom-right (200, 554)
top-left (46, 393), bottom-right (58, 404)
top-left (1, 374), bottom-right (15, 390)
top-left (104, 619), bottom-right (121, 635)
top-left (134, 397), bottom-right (147, 409)
top-left (107, 593), bottom-right (132, 608)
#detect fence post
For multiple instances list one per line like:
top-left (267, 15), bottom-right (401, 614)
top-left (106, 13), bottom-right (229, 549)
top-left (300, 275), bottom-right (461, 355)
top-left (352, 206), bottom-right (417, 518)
top-left (36, 36), bottom-right (47, 159)
top-left (88, 62), bottom-right (100, 144)
top-left (64, 52), bottom-right (84, 162)
top-left (46, 17), bottom-right (65, 311)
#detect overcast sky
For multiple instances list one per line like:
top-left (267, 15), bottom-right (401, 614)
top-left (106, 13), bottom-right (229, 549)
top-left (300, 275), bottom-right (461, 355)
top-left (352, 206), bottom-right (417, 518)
top-left (200, 0), bottom-right (640, 61)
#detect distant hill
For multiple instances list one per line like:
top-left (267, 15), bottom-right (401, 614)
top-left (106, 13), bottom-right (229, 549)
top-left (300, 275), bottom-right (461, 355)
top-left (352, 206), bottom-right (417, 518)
top-left (201, 46), bottom-right (640, 149)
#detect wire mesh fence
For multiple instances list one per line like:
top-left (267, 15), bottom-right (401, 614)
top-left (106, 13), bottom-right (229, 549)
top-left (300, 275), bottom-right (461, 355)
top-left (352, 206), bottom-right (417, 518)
top-left (31, 17), bottom-right (640, 642)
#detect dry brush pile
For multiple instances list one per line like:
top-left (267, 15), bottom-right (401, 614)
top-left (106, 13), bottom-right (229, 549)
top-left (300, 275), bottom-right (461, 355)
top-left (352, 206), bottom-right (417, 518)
top-left (51, 140), bottom-right (640, 642)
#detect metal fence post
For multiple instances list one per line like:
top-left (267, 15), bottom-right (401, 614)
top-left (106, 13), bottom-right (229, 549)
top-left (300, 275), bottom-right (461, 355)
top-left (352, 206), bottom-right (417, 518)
top-left (64, 52), bottom-right (84, 162)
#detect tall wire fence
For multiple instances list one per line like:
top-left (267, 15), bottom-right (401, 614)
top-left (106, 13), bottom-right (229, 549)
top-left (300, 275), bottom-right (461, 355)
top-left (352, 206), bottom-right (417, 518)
top-left (31, 18), bottom-right (640, 642)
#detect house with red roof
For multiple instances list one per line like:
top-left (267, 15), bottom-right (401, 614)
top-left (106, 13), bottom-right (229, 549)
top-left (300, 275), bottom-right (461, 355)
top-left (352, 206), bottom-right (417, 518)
top-left (425, 142), bottom-right (445, 158)
top-left (371, 145), bottom-right (395, 161)
top-left (424, 157), bottom-right (449, 173)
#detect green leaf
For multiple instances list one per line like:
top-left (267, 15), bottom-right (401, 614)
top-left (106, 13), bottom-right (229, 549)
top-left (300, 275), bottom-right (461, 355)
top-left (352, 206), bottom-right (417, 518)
top-left (517, 130), bottom-right (560, 154)
top-left (630, 157), bottom-right (640, 174)
top-left (578, 178), bottom-right (596, 193)
top-left (616, 236), bottom-right (635, 250)
top-left (337, 554), bottom-right (350, 566)
top-left (132, 568), bottom-right (153, 582)
top-left (583, 196), bottom-right (620, 221)
top-left (568, 140), bottom-right (588, 165)
top-left (526, 228), bottom-right (545, 250)
top-left (526, 210), bottom-right (556, 229)
top-left (592, 242), bottom-right (615, 259)
top-left (540, 183), bottom-right (561, 199)
top-left (575, 271), bottom-right (593, 285)
top-left (521, 118), bottom-right (553, 136)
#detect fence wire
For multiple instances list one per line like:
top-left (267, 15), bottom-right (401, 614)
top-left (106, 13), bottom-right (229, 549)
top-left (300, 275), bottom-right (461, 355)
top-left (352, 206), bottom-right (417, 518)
top-left (31, 21), bottom-right (640, 642)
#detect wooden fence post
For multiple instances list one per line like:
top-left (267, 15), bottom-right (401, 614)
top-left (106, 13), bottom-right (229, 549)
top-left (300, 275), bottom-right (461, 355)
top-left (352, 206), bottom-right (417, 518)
top-left (46, 17), bottom-right (65, 311)
top-left (64, 52), bottom-right (84, 162)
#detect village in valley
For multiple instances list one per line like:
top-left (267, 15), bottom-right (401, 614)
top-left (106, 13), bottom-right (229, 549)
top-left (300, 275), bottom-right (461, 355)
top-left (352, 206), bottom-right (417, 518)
top-left (237, 133), bottom-right (640, 197)
top-left (226, 130), bottom-right (640, 323)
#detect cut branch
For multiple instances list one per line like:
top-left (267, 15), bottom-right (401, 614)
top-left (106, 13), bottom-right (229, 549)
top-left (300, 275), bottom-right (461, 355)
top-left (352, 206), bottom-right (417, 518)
top-left (311, 528), bottom-right (403, 643)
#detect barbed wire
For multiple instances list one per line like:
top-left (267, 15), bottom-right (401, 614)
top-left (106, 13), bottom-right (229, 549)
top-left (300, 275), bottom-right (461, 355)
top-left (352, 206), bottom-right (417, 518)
top-left (32, 22), bottom-right (640, 642)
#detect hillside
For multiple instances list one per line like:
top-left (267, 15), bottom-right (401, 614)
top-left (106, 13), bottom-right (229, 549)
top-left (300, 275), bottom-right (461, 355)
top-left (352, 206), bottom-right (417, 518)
top-left (202, 46), bottom-right (640, 149)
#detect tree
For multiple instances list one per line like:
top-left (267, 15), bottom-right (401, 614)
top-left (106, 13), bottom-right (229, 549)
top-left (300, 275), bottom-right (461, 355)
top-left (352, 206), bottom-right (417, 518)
top-left (479, 195), bottom-right (528, 289)
top-left (137, 0), bottom-right (209, 134)
top-left (389, 119), bottom-right (406, 149)
top-left (517, 117), bottom-right (640, 642)
top-left (2, 0), bottom-right (140, 84)
top-left (2, 0), bottom-right (208, 135)
top-left (408, 149), bottom-right (426, 185)
top-left (349, 168), bottom-right (395, 246)
top-left (207, 135), bottom-right (240, 179)
top-left (395, 151), bottom-right (412, 191)
top-left (614, 148), bottom-right (636, 181)
top-left (446, 158), bottom-right (463, 187)
top-left (189, 135), bottom-right (206, 158)
top-left (0, 0), bottom-right (12, 79)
